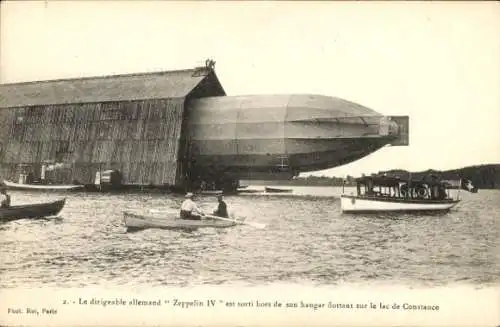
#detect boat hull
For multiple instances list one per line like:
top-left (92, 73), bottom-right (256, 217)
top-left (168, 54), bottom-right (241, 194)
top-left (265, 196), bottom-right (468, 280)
top-left (198, 190), bottom-right (223, 195)
top-left (237, 188), bottom-right (260, 194)
top-left (123, 212), bottom-right (237, 231)
top-left (340, 195), bottom-right (460, 213)
top-left (265, 187), bottom-right (293, 193)
top-left (0, 199), bottom-right (66, 221)
top-left (3, 180), bottom-right (84, 191)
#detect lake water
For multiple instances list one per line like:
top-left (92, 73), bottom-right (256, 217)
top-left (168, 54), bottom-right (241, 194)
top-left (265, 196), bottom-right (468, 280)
top-left (1, 186), bottom-right (499, 288)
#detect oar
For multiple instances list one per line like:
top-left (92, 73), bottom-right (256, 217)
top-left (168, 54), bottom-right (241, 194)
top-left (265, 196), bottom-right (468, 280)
top-left (204, 214), bottom-right (266, 229)
top-left (149, 209), bottom-right (174, 214)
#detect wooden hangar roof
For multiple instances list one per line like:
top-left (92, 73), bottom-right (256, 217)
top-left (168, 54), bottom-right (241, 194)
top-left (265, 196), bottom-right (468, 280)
top-left (0, 66), bottom-right (225, 109)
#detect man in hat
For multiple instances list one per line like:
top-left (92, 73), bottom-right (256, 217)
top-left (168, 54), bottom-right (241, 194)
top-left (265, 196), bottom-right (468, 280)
top-left (0, 187), bottom-right (11, 208)
top-left (213, 194), bottom-right (229, 218)
top-left (180, 192), bottom-right (204, 220)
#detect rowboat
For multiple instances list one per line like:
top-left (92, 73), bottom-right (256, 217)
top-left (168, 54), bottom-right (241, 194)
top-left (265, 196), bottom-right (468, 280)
top-left (198, 190), bottom-right (223, 195)
top-left (340, 175), bottom-right (465, 214)
top-left (264, 187), bottom-right (292, 193)
top-left (3, 180), bottom-right (84, 191)
top-left (123, 211), bottom-right (238, 231)
top-left (0, 198), bottom-right (66, 222)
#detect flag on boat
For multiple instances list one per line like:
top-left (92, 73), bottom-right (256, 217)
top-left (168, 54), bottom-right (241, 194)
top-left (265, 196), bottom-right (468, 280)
top-left (439, 178), bottom-right (478, 193)
top-left (461, 178), bottom-right (478, 193)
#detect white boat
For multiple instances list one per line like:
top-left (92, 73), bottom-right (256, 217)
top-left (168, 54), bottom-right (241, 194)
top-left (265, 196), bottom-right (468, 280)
top-left (341, 195), bottom-right (460, 213)
top-left (198, 190), bottom-right (223, 195)
top-left (340, 175), bottom-right (462, 213)
top-left (3, 180), bottom-right (84, 191)
top-left (123, 212), bottom-right (238, 231)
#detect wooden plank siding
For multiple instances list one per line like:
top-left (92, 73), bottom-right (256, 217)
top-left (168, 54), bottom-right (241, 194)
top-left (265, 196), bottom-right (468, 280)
top-left (0, 98), bottom-right (186, 186)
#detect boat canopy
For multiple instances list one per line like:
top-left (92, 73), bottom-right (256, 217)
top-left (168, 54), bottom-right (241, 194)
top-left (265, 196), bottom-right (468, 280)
top-left (351, 174), bottom-right (454, 201)
top-left (355, 175), bottom-right (451, 187)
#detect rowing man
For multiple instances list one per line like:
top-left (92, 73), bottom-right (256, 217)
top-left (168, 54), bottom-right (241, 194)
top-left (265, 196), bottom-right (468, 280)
top-left (0, 187), bottom-right (11, 208)
top-left (213, 194), bottom-right (229, 218)
top-left (180, 192), bottom-right (204, 220)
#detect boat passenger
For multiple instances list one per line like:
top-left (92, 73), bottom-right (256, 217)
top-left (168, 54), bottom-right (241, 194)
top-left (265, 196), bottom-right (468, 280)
top-left (180, 192), bottom-right (204, 220)
top-left (0, 187), bottom-right (11, 208)
top-left (26, 172), bottom-right (34, 184)
top-left (213, 194), bottom-right (229, 218)
top-left (437, 185), bottom-right (447, 200)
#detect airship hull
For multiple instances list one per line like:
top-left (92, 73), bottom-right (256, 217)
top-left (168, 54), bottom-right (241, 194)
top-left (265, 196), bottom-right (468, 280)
top-left (186, 94), bottom-right (408, 180)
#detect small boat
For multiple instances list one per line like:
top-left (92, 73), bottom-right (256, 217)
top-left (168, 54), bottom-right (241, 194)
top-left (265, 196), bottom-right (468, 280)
top-left (123, 212), bottom-right (238, 231)
top-left (341, 175), bottom-right (462, 213)
top-left (198, 190), bottom-right (223, 195)
top-left (3, 180), bottom-right (84, 192)
top-left (265, 186), bottom-right (293, 193)
top-left (237, 188), bottom-right (261, 194)
top-left (0, 198), bottom-right (66, 222)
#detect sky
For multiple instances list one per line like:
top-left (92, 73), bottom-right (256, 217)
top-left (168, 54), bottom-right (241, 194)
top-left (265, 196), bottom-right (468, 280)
top-left (1, 1), bottom-right (499, 177)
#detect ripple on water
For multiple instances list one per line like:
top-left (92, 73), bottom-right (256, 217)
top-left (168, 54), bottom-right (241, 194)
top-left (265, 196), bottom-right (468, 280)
top-left (0, 188), bottom-right (499, 288)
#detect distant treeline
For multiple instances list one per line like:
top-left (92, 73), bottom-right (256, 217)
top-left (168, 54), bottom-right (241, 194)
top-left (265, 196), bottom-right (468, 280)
top-left (247, 164), bottom-right (500, 189)
top-left (276, 176), bottom-right (350, 187)
top-left (383, 164), bottom-right (500, 189)
top-left (247, 176), bottom-right (353, 187)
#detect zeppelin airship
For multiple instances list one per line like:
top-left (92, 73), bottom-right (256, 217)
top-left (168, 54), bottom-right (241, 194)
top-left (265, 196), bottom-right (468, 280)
top-left (186, 94), bottom-right (409, 182)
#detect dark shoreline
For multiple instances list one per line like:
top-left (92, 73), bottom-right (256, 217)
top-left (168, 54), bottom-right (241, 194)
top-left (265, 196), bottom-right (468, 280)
top-left (245, 164), bottom-right (500, 189)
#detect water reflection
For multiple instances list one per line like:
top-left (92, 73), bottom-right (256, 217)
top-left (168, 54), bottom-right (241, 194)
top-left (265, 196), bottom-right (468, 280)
top-left (0, 188), bottom-right (498, 288)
